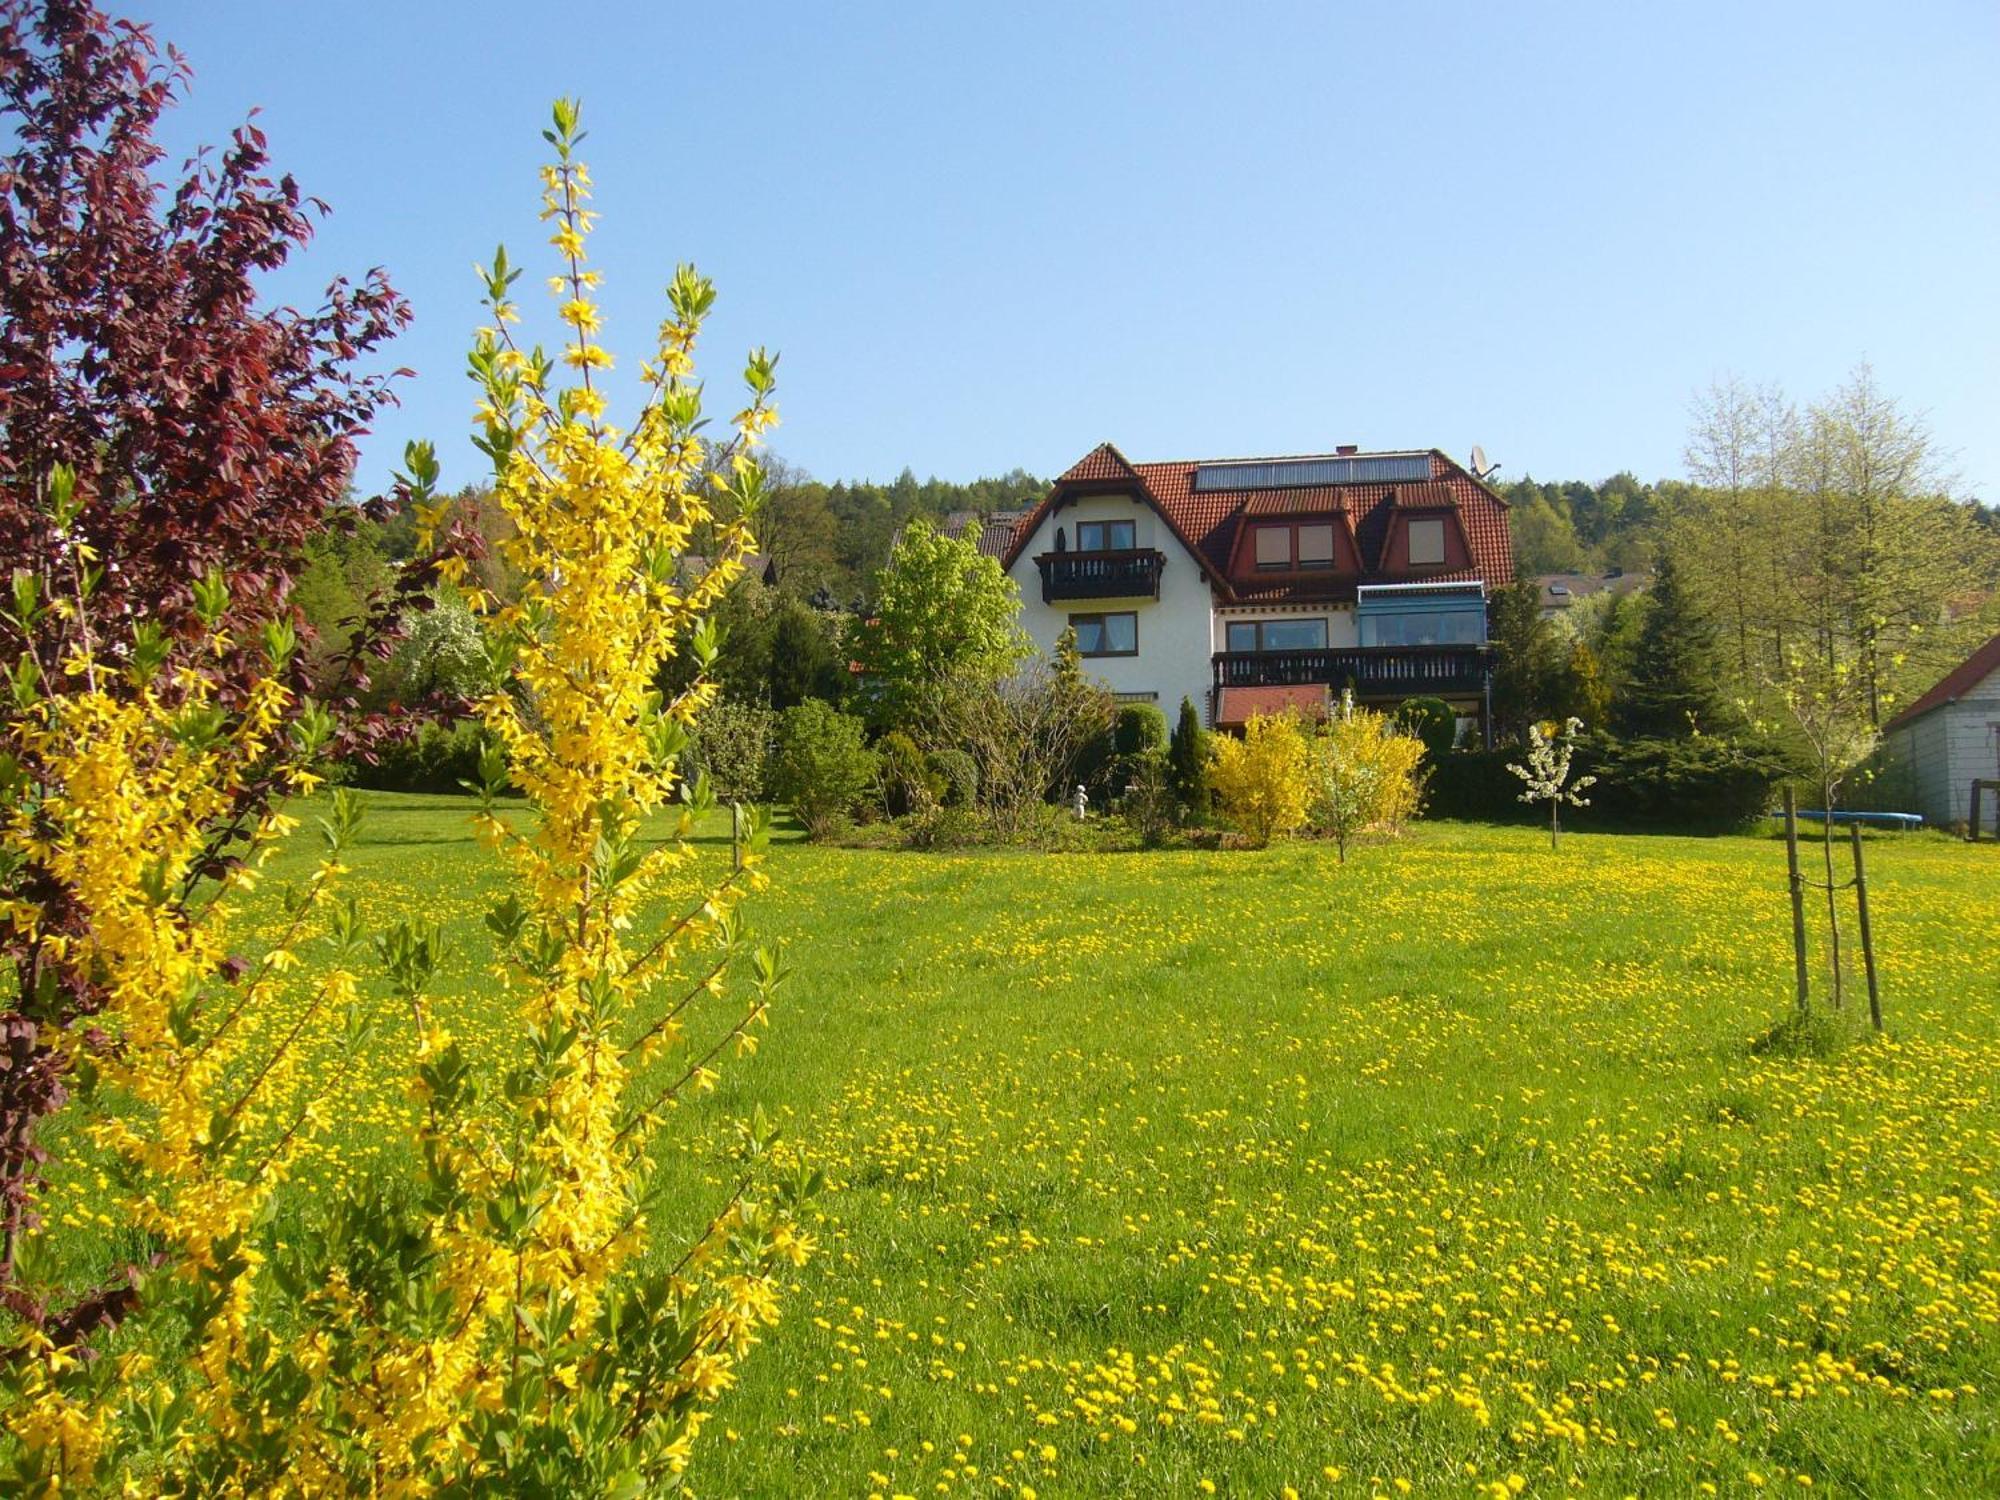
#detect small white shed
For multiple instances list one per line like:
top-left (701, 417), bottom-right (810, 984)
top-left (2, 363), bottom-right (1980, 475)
top-left (1879, 630), bottom-right (2000, 832)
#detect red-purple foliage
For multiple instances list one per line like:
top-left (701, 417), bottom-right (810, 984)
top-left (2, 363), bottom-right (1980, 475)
top-left (0, 0), bottom-right (436, 1334)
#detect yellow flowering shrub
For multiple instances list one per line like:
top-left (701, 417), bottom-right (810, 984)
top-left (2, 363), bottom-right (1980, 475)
top-left (0, 99), bottom-right (812, 1496)
top-left (1208, 710), bottom-right (1312, 847)
top-left (1308, 691), bottom-right (1428, 861)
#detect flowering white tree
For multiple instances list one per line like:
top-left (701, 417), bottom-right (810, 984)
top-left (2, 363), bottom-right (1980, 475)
top-left (1508, 717), bottom-right (1598, 850)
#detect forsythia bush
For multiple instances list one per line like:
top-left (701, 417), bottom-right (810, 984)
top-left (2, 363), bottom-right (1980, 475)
top-left (0, 101), bottom-right (814, 1495)
top-left (1310, 691), bottom-right (1428, 862)
top-left (1208, 711), bottom-right (1312, 847)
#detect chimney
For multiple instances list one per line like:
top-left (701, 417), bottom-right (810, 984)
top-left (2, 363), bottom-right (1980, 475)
top-left (1335, 444), bottom-right (1359, 456)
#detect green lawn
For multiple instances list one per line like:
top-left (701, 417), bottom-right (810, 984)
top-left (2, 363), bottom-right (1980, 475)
top-left (38, 796), bottom-right (2000, 1497)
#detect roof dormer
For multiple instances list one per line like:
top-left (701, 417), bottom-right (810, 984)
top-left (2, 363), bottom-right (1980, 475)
top-left (1377, 487), bottom-right (1473, 575)
top-left (1224, 504), bottom-right (1361, 589)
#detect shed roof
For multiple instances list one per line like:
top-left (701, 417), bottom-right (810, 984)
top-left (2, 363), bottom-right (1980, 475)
top-left (1882, 629), bottom-right (2000, 731)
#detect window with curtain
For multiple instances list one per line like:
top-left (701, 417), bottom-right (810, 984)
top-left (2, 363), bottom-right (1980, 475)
top-left (1071, 612), bottom-right (1138, 656)
top-left (1076, 519), bottom-right (1135, 551)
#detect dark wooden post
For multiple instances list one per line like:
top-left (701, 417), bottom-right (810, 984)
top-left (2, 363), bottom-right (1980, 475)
top-left (1850, 823), bottom-right (1882, 1032)
top-left (1783, 787), bottom-right (1809, 1014)
top-left (731, 802), bottom-right (743, 873)
top-left (1972, 779), bottom-right (1998, 842)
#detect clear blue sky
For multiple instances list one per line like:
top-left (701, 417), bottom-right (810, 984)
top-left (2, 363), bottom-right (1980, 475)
top-left (125, 1), bottom-right (1999, 501)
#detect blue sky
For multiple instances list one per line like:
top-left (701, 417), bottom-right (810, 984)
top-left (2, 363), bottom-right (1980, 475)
top-left (125, 1), bottom-right (1998, 501)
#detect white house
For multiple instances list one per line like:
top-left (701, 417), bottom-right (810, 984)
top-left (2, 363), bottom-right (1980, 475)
top-left (1878, 630), bottom-right (2000, 831)
top-left (991, 443), bottom-right (1516, 737)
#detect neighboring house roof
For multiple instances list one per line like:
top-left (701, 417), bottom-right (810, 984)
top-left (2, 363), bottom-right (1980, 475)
top-left (1536, 570), bottom-right (1651, 612)
top-left (975, 510), bottom-right (1028, 559)
top-left (1882, 628), bottom-right (2000, 732)
top-left (903, 509), bottom-right (1032, 561)
top-left (1001, 443), bottom-right (1514, 603)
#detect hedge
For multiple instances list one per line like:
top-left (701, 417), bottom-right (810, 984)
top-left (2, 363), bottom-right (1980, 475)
top-left (1425, 733), bottom-right (1793, 832)
top-left (345, 720), bottom-right (503, 796)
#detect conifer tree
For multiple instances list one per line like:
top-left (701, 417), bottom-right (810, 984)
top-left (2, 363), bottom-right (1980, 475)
top-left (1167, 696), bottom-right (1211, 822)
top-left (1488, 580), bottom-right (1560, 742)
top-left (1616, 553), bottom-right (1734, 738)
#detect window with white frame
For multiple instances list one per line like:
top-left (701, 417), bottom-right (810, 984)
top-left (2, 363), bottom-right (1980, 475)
top-left (1076, 519), bottom-right (1135, 552)
top-left (1070, 612), bottom-right (1138, 657)
top-left (1225, 618), bottom-right (1328, 652)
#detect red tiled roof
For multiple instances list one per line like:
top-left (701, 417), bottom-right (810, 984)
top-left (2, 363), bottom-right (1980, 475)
top-left (1056, 442), bottom-right (1142, 485)
top-left (1882, 629), bottom-right (2000, 731)
top-left (1214, 684), bottom-right (1330, 727)
top-left (1388, 481), bottom-right (1463, 509)
top-left (1003, 447), bottom-right (1513, 602)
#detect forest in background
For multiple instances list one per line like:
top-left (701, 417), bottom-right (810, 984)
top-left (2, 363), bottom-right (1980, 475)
top-left (301, 367), bottom-right (2000, 762)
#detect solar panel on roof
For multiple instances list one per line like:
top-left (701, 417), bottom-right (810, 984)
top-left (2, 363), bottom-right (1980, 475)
top-left (1192, 455), bottom-right (1431, 491)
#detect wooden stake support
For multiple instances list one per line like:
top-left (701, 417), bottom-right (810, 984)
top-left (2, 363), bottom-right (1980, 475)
top-left (1783, 788), bottom-right (1810, 1014)
top-left (1850, 824), bottom-right (1882, 1032)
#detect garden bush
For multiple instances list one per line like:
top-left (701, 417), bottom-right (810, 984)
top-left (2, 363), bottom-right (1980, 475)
top-left (1394, 695), bottom-right (1458, 759)
top-left (1118, 751), bottom-right (1177, 847)
top-left (926, 747), bottom-right (980, 808)
top-left (1209, 711), bottom-right (1312, 847)
top-left (876, 729), bottom-right (941, 817)
top-left (347, 719), bottom-right (504, 795)
top-left (1310, 695), bottom-right (1428, 860)
top-left (686, 698), bottom-right (777, 803)
top-left (1079, 701), bottom-right (1170, 797)
top-left (769, 699), bottom-right (879, 840)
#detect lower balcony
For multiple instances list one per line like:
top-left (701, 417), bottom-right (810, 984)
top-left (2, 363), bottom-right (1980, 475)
top-left (1211, 644), bottom-right (1493, 699)
top-left (1035, 548), bottom-right (1165, 603)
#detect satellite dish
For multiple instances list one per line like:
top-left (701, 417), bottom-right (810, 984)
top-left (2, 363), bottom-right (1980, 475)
top-left (1470, 444), bottom-right (1490, 478)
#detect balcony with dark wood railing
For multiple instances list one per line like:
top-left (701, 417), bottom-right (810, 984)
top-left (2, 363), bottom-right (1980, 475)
top-left (1212, 644), bottom-right (1493, 698)
top-left (1033, 548), bottom-right (1166, 603)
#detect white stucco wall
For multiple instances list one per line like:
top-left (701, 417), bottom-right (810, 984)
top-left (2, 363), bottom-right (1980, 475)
top-left (1211, 604), bottom-right (1357, 650)
top-left (1006, 494), bottom-right (1215, 718)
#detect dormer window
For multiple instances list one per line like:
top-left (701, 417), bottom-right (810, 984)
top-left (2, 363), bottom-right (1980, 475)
top-left (1298, 524), bottom-right (1335, 570)
top-left (1407, 518), bottom-right (1446, 566)
top-left (1254, 526), bottom-right (1291, 570)
top-left (1076, 519), bottom-right (1135, 552)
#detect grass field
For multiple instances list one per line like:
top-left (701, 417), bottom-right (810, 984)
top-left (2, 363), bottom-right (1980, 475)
top-left (36, 796), bottom-right (2000, 1497)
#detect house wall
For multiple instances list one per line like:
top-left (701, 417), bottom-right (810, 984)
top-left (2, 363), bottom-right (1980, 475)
top-left (1881, 662), bottom-right (2000, 828)
top-left (1212, 604), bottom-right (1358, 650)
top-left (1006, 494), bottom-right (1215, 717)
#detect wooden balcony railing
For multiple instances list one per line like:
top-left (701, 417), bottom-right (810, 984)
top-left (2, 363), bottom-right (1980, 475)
top-left (1212, 645), bottom-right (1492, 697)
top-left (1034, 548), bottom-right (1166, 603)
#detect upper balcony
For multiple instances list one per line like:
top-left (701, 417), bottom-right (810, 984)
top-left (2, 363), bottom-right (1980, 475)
top-left (1211, 644), bottom-right (1493, 699)
top-left (1034, 548), bottom-right (1166, 604)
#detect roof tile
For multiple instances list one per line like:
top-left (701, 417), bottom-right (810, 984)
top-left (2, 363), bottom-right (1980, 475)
top-left (1215, 684), bottom-right (1331, 726)
top-left (1883, 628), bottom-right (2000, 731)
top-left (1005, 446), bottom-right (1514, 600)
